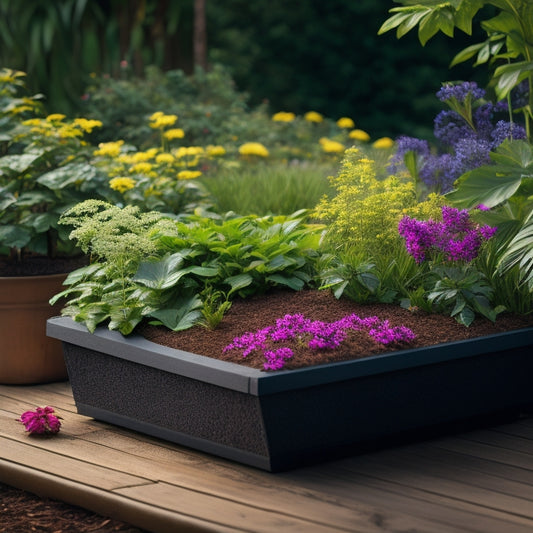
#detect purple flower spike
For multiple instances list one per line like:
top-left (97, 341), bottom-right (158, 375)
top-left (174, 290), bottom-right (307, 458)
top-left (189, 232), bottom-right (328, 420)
top-left (19, 406), bottom-right (61, 435)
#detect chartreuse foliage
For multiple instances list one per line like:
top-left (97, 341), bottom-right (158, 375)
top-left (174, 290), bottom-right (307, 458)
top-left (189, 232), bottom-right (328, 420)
top-left (52, 200), bottom-right (322, 335)
top-left (313, 147), bottom-right (444, 304)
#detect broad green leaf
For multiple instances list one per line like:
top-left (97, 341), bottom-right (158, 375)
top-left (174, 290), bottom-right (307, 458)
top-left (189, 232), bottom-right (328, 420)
top-left (0, 224), bottom-right (31, 248)
top-left (266, 274), bottom-right (305, 290)
top-left (148, 295), bottom-right (203, 331)
top-left (0, 153), bottom-right (43, 176)
top-left (134, 253), bottom-right (184, 289)
top-left (446, 141), bottom-right (533, 208)
top-left (37, 162), bottom-right (97, 189)
top-left (225, 273), bottom-right (253, 295)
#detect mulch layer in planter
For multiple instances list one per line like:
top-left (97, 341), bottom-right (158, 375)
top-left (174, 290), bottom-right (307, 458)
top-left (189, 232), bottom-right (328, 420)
top-left (141, 289), bottom-right (533, 371)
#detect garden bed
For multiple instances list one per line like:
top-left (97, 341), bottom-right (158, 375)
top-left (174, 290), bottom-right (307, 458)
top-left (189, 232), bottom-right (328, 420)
top-left (48, 290), bottom-right (533, 472)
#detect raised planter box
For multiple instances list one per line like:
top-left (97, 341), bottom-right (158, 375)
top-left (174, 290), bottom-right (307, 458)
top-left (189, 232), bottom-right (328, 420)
top-left (47, 316), bottom-right (533, 472)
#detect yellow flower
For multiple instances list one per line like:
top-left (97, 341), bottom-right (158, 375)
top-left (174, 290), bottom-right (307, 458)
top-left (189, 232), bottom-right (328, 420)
top-left (319, 138), bottom-right (345, 153)
top-left (349, 129), bottom-right (370, 142)
top-left (156, 153), bottom-right (175, 164)
top-left (46, 113), bottom-right (66, 122)
top-left (206, 145), bottom-right (226, 157)
top-left (130, 162), bottom-right (153, 174)
top-left (131, 151), bottom-right (154, 162)
top-left (238, 142), bottom-right (270, 157)
top-left (272, 111), bottom-right (296, 122)
top-left (304, 111), bottom-right (324, 123)
top-left (372, 137), bottom-right (395, 149)
top-left (94, 140), bottom-right (124, 157)
top-left (163, 128), bottom-right (185, 140)
top-left (336, 117), bottom-right (355, 129)
top-left (149, 112), bottom-right (178, 129)
top-left (73, 118), bottom-right (103, 133)
top-left (109, 177), bottom-right (135, 193)
top-left (57, 125), bottom-right (83, 138)
top-left (178, 170), bottom-right (202, 180)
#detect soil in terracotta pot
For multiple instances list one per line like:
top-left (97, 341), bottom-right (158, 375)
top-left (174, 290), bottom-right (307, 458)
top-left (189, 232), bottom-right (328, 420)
top-left (141, 289), bottom-right (533, 371)
top-left (0, 255), bottom-right (88, 276)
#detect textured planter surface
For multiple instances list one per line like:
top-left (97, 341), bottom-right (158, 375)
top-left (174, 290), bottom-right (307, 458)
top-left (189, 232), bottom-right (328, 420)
top-left (0, 274), bottom-right (69, 384)
top-left (48, 316), bottom-right (533, 471)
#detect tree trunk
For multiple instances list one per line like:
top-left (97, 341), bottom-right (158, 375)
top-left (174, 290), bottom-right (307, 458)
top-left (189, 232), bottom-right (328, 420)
top-left (193, 0), bottom-right (207, 70)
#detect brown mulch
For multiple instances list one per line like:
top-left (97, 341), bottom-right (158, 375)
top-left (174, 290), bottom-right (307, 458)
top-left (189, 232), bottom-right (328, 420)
top-left (0, 483), bottom-right (147, 533)
top-left (141, 288), bottom-right (533, 371)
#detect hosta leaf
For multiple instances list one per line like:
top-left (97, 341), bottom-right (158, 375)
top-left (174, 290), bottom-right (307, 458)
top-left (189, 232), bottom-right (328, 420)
top-left (266, 274), bottom-right (305, 290)
top-left (0, 225), bottom-right (31, 248)
top-left (148, 295), bottom-right (203, 331)
top-left (0, 153), bottom-right (43, 176)
top-left (37, 162), bottom-right (98, 189)
top-left (134, 253), bottom-right (184, 289)
top-left (225, 273), bottom-right (253, 294)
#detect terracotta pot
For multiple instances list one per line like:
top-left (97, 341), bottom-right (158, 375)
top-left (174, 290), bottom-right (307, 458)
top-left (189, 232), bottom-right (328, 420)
top-left (0, 273), bottom-right (68, 384)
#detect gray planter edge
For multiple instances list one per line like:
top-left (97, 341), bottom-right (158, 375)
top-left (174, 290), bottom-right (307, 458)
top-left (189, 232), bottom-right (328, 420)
top-left (47, 316), bottom-right (533, 396)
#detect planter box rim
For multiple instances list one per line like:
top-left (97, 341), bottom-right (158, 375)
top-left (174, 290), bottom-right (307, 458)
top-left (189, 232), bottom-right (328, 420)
top-left (47, 316), bottom-right (533, 396)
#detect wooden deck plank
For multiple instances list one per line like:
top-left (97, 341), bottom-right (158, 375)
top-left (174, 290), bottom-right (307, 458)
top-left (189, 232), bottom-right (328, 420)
top-left (116, 481), bottom-right (349, 533)
top-left (284, 463), bottom-right (533, 533)
top-left (0, 408), bottom-right (437, 533)
top-left (0, 436), bottom-right (149, 490)
top-left (2, 382), bottom-right (533, 533)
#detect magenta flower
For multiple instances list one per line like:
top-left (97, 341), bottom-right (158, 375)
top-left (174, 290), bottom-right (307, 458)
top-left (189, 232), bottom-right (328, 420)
top-left (19, 406), bottom-right (62, 435)
top-left (224, 313), bottom-right (416, 371)
top-left (398, 206), bottom-right (497, 264)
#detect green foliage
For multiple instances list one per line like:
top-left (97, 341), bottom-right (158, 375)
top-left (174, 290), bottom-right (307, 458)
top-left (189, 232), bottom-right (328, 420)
top-left (202, 162), bottom-right (335, 216)
top-left (54, 201), bottom-right (323, 334)
top-left (379, 0), bottom-right (533, 138)
top-left (425, 265), bottom-right (503, 327)
top-left (446, 139), bottom-right (533, 292)
top-left (81, 65), bottom-right (257, 149)
top-left (0, 70), bottom-right (108, 260)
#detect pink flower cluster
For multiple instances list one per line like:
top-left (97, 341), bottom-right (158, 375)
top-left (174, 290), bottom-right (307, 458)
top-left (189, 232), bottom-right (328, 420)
top-left (224, 313), bottom-right (416, 371)
top-left (19, 406), bottom-right (61, 435)
top-left (398, 206), bottom-right (497, 264)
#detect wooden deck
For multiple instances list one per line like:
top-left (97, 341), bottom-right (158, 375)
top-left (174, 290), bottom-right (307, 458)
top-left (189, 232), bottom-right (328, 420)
top-left (1, 381), bottom-right (533, 533)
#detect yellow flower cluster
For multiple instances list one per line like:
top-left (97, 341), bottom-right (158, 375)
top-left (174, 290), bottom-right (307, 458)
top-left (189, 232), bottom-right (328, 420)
top-left (94, 140), bottom-right (125, 158)
top-left (349, 129), bottom-right (370, 142)
top-left (178, 170), bottom-right (202, 180)
top-left (238, 142), bottom-right (270, 157)
top-left (272, 111), bottom-right (296, 122)
top-left (319, 137), bottom-right (345, 154)
top-left (163, 128), bottom-right (185, 140)
top-left (372, 137), bottom-right (395, 149)
top-left (21, 114), bottom-right (101, 141)
top-left (304, 111), bottom-right (324, 123)
top-left (336, 117), bottom-right (355, 129)
top-left (109, 177), bottom-right (136, 193)
top-left (149, 111), bottom-right (178, 129)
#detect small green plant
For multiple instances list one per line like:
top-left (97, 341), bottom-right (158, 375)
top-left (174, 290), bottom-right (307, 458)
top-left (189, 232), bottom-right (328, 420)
top-left (199, 286), bottom-right (233, 330)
